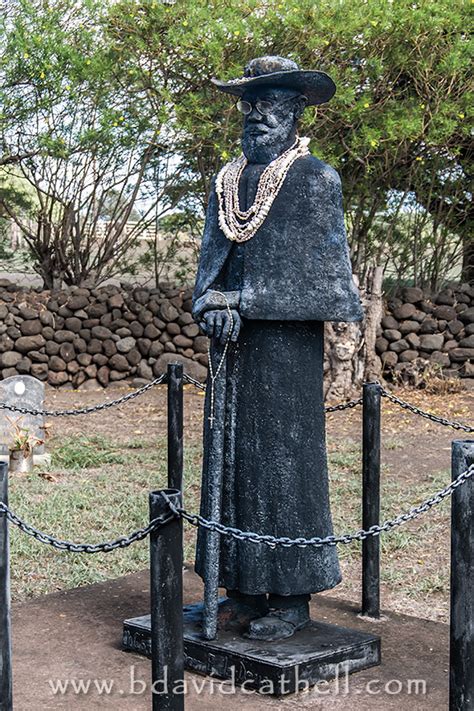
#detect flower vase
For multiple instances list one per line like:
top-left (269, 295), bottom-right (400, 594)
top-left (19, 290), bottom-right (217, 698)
top-left (9, 448), bottom-right (33, 474)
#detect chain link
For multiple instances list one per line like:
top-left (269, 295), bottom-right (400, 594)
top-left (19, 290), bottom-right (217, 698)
top-left (184, 376), bottom-right (474, 428)
top-left (184, 375), bottom-right (474, 428)
top-left (183, 374), bottom-right (363, 412)
top-left (3, 373), bottom-right (471, 430)
top-left (1, 465), bottom-right (472, 551)
top-left (163, 463), bottom-right (474, 548)
top-left (183, 373), bottom-right (206, 391)
top-left (1, 364), bottom-right (471, 553)
top-left (379, 386), bottom-right (474, 433)
top-left (0, 499), bottom-right (177, 553)
top-left (0, 374), bottom-right (167, 417)
top-left (325, 397), bottom-right (363, 412)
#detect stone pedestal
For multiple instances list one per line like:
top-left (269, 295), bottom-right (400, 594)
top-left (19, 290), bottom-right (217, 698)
top-left (123, 602), bottom-right (381, 695)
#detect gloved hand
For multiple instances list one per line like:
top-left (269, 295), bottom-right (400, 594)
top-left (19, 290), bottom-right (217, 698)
top-left (199, 309), bottom-right (242, 344)
top-left (192, 290), bottom-right (241, 323)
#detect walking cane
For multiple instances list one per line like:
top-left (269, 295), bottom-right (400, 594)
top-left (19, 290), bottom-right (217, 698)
top-left (202, 338), bottom-right (228, 640)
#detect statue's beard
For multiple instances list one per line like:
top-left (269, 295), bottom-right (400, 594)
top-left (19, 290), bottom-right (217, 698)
top-left (241, 127), bottom-right (297, 164)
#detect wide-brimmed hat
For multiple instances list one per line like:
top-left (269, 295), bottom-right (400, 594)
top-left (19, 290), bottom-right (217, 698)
top-left (211, 55), bottom-right (336, 106)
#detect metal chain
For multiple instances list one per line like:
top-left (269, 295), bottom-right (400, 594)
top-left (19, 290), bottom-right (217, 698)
top-left (183, 374), bottom-right (363, 412)
top-left (0, 500), bottom-right (177, 553)
top-left (2, 465), bottom-right (472, 552)
top-left (379, 386), bottom-right (474, 433)
top-left (184, 374), bottom-right (473, 428)
top-left (163, 464), bottom-right (474, 548)
top-left (1, 371), bottom-right (471, 430)
top-left (183, 373), bottom-right (206, 391)
top-left (185, 376), bottom-right (474, 429)
top-left (0, 374), bottom-right (167, 417)
top-left (325, 397), bottom-right (363, 412)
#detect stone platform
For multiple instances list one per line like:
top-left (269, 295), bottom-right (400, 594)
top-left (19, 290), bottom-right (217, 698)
top-left (123, 602), bottom-right (380, 695)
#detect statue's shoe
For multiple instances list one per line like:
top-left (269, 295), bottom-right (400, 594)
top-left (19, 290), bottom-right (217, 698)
top-left (245, 603), bottom-right (310, 641)
top-left (216, 597), bottom-right (269, 632)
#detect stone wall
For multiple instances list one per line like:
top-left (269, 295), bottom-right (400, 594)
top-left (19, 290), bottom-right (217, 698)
top-left (0, 279), bottom-right (473, 389)
top-left (376, 285), bottom-right (473, 380)
top-left (0, 280), bottom-right (208, 389)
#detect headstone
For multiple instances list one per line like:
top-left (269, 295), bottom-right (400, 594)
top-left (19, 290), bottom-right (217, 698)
top-left (0, 375), bottom-right (46, 463)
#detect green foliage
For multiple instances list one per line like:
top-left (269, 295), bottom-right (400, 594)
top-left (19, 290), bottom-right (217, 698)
top-left (1, 0), bottom-right (472, 288)
top-left (0, 0), bottom-right (182, 287)
top-left (51, 435), bottom-right (126, 470)
top-left (0, 218), bottom-right (12, 259)
top-left (107, 0), bottom-right (471, 287)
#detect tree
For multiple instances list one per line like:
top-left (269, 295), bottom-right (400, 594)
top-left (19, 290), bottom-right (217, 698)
top-left (2, 0), bottom-right (471, 289)
top-left (107, 0), bottom-right (471, 288)
top-left (0, 0), bottom-right (186, 288)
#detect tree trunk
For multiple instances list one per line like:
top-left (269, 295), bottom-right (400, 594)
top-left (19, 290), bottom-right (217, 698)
top-left (361, 266), bottom-right (384, 382)
top-left (461, 235), bottom-right (474, 285)
top-left (324, 267), bottom-right (384, 400)
top-left (324, 320), bottom-right (363, 400)
top-left (36, 260), bottom-right (65, 290)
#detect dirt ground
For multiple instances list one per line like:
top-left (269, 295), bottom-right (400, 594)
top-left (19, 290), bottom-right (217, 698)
top-left (12, 568), bottom-right (452, 710)
top-left (43, 381), bottom-right (472, 474)
top-left (37, 380), bottom-right (473, 625)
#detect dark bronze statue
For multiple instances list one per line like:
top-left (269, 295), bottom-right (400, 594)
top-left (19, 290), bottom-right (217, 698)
top-left (192, 56), bottom-right (363, 642)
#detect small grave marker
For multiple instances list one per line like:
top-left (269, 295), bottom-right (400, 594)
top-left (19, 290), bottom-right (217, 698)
top-left (0, 375), bottom-right (46, 464)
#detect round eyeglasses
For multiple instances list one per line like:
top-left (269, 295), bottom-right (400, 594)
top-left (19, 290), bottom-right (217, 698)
top-left (236, 95), bottom-right (306, 116)
top-left (236, 99), bottom-right (274, 116)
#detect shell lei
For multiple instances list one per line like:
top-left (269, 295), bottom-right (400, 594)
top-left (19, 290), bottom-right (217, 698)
top-left (215, 136), bottom-right (310, 243)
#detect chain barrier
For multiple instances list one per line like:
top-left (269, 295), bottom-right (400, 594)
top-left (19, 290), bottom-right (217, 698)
top-left (378, 386), bottom-right (474, 433)
top-left (0, 500), bottom-right (176, 553)
top-left (184, 376), bottom-right (474, 426)
top-left (1, 464), bottom-right (472, 551)
top-left (165, 463), bottom-right (473, 547)
top-left (325, 397), bottom-right (363, 413)
top-left (1, 373), bottom-right (472, 430)
top-left (183, 373), bottom-right (206, 391)
top-left (0, 373), bottom-right (167, 417)
top-left (183, 373), bottom-right (363, 412)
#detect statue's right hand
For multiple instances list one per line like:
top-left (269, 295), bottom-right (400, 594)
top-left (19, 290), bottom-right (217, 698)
top-left (192, 290), bottom-right (241, 323)
top-left (199, 309), bottom-right (241, 344)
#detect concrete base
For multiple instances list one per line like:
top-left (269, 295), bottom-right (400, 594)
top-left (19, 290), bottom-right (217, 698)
top-left (123, 602), bottom-right (381, 695)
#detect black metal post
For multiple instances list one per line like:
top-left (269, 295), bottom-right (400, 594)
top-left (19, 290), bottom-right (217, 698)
top-left (361, 382), bottom-right (381, 618)
top-left (167, 364), bottom-right (184, 491)
top-left (149, 489), bottom-right (184, 711)
top-left (449, 440), bottom-right (473, 711)
top-left (0, 462), bottom-right (12, 711)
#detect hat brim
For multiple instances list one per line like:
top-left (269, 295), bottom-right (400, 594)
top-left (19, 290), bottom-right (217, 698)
top-left (211, 70), bottom-right (336, 106)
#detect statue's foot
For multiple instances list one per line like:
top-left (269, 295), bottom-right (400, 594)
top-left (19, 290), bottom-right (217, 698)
top-left (245, 602), bottom-right (310, 641)
top-left (217, 594), bottom-right (268, 632)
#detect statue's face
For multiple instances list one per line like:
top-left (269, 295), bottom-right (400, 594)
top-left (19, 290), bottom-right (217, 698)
top-left (241, 86), bottom-right (303, 162)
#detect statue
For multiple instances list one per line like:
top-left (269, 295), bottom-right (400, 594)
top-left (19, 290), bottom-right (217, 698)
top-left (192, 56), bottom-right (363, 642)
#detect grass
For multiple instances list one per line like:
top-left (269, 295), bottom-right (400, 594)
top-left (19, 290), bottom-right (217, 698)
top-left (51, 434), bottom-right (127, 469)
top-left (325, 437), bottom-right (452, 610)
top-left (8, 425), bottom-right (454, 619)
top-left (9, 433), bottom-right (202, 600)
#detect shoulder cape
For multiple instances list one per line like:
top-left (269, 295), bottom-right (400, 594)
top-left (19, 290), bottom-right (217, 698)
top-left (193, 155), bottom-right (363, 322)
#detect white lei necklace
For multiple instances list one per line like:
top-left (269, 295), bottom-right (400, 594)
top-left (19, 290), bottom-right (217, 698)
top-left (215, 136), bottom-right (310, 243)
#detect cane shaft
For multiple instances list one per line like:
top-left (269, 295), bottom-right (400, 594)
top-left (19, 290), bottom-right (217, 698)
top-left (202, 342), bottom-right (227, 640)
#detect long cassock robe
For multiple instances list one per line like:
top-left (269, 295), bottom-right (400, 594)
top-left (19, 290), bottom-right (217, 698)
top-left (192, 153), bottom-right (363, 596)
